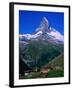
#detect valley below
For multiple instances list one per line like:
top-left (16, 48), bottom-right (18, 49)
top-left (19, 41), bottom-right (64, 79)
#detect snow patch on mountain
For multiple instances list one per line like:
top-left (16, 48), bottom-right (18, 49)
top-left (47, 30), bottom-right (64, 41)
top-left (19, 34), bottom-right (31, 40)
top-left (20, 30), bottom-right (43, 40)
top-left (31, 31), bottom-right (43, 38)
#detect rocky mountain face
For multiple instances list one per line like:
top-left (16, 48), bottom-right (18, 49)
top-left (19, 17), bottom-right (64, 46)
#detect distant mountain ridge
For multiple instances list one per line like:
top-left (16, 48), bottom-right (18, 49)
top-left (19, 17), bottom-right (64, 45)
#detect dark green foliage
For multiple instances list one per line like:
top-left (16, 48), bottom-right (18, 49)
top-left (48, 53), bottom-right (64, 69)
top-left (19, 56), bottom-right (31, 76)
top-left (46, 70), bottom-right (64, 77)
top-left (19, 41), bottom-right (64, 78)
top-left (19, 70), bottom-right (64, 79)
top-left (19, 41), bottom-right (63, 68)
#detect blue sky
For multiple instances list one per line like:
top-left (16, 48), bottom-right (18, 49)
top-left (19, 10), bottom-right (64, 35)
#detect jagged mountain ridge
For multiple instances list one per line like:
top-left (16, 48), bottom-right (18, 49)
top-left (19, 17), bottom-right (64, 45)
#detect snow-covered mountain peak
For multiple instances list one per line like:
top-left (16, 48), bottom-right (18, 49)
top-left (39, 17), bottom-right (49, 31)
top-left (42, 17), bottom-right (48, 24)
top-left (19, 17), bottom-right (64, 45)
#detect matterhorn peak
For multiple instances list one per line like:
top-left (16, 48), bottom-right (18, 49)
top-left (43, 17), bottom-right (48, 24)
top-left (19, 16), bottom-right (64, 45)
top-left (39, 17), bottom-right (49, 30)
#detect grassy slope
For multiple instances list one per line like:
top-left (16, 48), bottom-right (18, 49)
top-left (41, 53), bottom-right (64, 78)
top-left (47, 53), bottom-right (64, 68)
